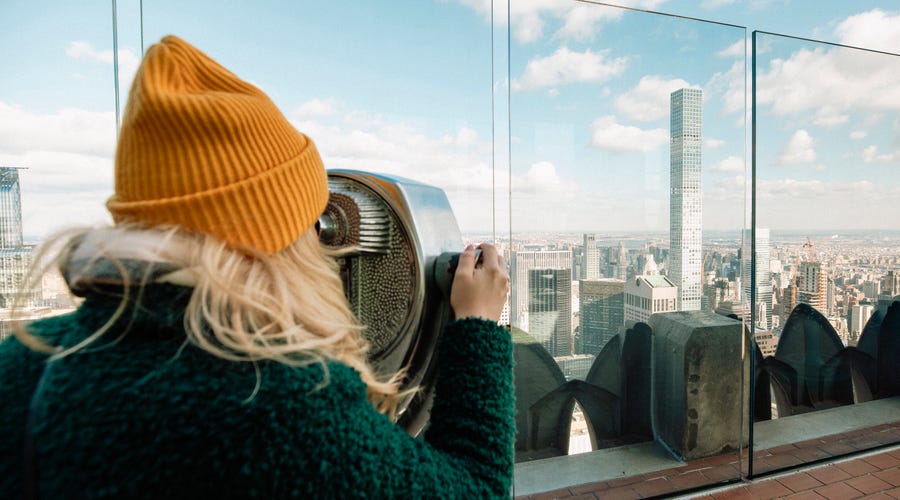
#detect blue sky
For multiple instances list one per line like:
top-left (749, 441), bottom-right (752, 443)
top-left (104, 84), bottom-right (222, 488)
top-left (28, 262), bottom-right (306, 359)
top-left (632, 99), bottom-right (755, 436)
top-left (1, 1), bottom-right (899, 241)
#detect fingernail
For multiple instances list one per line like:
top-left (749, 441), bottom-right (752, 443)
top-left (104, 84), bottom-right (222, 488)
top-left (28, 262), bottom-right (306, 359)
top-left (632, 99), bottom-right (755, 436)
top-left (465, 244), bottom-right (474, 251)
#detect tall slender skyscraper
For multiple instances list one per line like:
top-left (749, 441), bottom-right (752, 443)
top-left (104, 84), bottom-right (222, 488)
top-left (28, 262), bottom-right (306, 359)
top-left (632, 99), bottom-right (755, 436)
top-left (669, 88), bottom-right (703, 311)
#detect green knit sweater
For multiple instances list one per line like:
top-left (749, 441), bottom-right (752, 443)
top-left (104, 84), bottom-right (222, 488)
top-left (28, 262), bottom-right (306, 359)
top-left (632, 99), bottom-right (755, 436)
top-left (0, 285), bottom-right (514, 499)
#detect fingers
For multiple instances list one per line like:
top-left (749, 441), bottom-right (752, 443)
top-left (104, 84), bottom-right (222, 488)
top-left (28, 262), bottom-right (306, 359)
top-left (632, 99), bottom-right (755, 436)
top-left (475, 242), bottom-right (510, 299)
top-left (456, 244), bottom-right (477, 276)
top-left (450, 242), bottom-right (509, 322)
top-left (476, 243), bottom-right (504, 271)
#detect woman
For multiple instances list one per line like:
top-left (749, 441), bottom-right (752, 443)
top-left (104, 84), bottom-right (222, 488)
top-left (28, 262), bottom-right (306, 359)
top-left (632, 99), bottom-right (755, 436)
top-left (0, 35), bottom-right (513, 499)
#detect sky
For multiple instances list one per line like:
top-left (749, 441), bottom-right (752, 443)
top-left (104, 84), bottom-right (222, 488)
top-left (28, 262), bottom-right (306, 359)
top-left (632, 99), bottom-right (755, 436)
top-left (1, 0), bottom-right (899, 242)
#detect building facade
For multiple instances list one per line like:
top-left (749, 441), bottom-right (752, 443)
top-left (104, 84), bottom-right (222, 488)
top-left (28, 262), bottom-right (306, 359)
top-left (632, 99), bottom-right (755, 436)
top-left (797, 261), bottom-right (827, 315)
top-left (579, 278), bottom-right (625, 355)
top-left (742, 228), bottom-right (774, 330)
top-left (624, 275), bottom-right (678, 324)
top-left (0, 167), bottom-right (37, 309)
top-left (528, 268), bottom-right (573, 357)
top-left (849, 304), bottom-right (874, 340)
top-left (669, 88), bottom-right (703, 311)
top-left (510, 249), bottom-right (572, 333)
top-left (884, 270), bottom-right (900, 297)
top-left (583, 234), bottom-right (600, 280)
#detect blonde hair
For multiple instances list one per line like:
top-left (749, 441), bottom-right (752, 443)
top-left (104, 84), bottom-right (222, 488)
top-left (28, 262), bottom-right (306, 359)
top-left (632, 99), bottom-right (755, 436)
top-left (12, 225), bottom-right (407, 416)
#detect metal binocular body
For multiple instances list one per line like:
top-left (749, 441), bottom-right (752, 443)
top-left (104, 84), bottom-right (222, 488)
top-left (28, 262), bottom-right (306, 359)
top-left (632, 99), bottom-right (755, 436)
top-left (318, 170), bottom-right (465, 435)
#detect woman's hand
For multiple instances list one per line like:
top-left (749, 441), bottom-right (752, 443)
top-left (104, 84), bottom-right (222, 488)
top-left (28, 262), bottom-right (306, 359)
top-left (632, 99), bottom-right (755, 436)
top-left (450, 243), bottom-right (509, 323)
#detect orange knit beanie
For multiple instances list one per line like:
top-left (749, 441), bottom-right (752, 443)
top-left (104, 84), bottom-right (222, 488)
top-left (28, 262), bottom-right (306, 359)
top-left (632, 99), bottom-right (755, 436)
top-left (106, 35), bottom-right (328, 254)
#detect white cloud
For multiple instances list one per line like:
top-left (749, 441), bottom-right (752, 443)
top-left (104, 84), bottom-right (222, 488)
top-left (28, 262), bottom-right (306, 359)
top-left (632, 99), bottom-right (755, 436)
top-left (755, 176), bottom-right (900, 229)
top-left (756, 42), bottom-right (900, 123)
top-left (341, 109), bottom-right (387, 130)
top-left (292, 109), bottom-right (501, 232)
top-left (554, 4), bottom-right (622, 42)
top-left (713, 174), bottom-right (746, 191)
top-left (452, 0), bottom-right (669, 43)
top-left (512, 47), bottom-right (627, 92)
top-left (813, 106), bottom-right (848, 127)
top-left (507, 162), bottom-right (663, 232)
top-left (66, 41), bottom-right (140, 69)
top-left (778, 129), bottom-right (816, 165)
top-left (0, 100), bottom-right (119, 238)
top-left (590, 115), bottom-right (667, 153)
top-left (708, 60), bottom-right (746, 116)
top-left (717, 39), bottom-right (745, 58)
top-left (22, 186), bottom-right (113, 239)
top-left (705, 138), bottom-right (725, 149)
top-left (294, 98), bottom-right (339, 118)
top-left (758, 178), bottom-right (894, 201)
top-left (512, 161), bottom-right (569, 192)
top-left (850, 130), bottom-right (867, 140)
top-left (835, 9), bottom-right (900, 54)
top-left (0, 102), bottom-right (115, 157)
top-left (66, 41), bottom-right (140, 93)
top-left (614, 76), bottom-right (694, 121)
top-left (710, 155), bottom-right (745, 173)
top-left (863, 145), bottom-right (899, 163)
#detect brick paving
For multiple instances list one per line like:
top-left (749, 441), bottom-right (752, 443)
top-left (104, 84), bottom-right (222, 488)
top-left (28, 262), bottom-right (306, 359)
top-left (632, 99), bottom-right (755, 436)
top-left (514, 422), bottom-right (900, 499)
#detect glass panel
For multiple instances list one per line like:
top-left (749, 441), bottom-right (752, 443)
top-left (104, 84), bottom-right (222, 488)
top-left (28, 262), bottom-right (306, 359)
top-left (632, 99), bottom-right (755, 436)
top-left (138, 0), bottom-right (496, 237)
top-left (0, 1), bottom-right (119, 333)
top-left (750, 31), bottom-right (900, 476)
top-left (509, 2), bottom-right (747, 496)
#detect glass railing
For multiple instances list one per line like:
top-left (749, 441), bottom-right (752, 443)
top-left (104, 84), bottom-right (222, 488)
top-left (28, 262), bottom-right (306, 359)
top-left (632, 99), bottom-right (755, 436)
top-left (508, 2), bottom-right (748, 495)
top-left (4, 1), bottom-right (900, 498)
top-left (749, 29), bottom-right (900, 478)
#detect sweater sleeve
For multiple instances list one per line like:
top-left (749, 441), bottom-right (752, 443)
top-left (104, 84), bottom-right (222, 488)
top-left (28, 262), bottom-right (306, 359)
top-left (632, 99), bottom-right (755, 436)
top-left (423, 317), bottom-right (515, 495)
top-left (273, 317), bottom-right (514, 499)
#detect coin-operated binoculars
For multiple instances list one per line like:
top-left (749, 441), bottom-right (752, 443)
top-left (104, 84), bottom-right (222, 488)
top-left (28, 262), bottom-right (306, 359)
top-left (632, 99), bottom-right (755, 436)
top-left (317, 170), bottom-right (467, 435)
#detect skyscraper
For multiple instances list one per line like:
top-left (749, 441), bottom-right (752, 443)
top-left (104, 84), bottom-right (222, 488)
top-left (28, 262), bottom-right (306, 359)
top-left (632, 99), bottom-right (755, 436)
top-left (849, 304), bottom-right (874, 341)
top-left (797, 261), bottom-right (827, 315)
top-left (669, 88), bottom-right (703, 311)
top-left (742, 228), bottom-right (773, 330)
top-left (782, 283), bottom-right (798, 324)
top-left (613, 242), bottom-right (628, 280)
top-left (0, 167), bottom-right (37, 309)
top-left (528, 268), bottom-right (573, 357)
top-left (624, 275), bottom-right (678, 325)
top-left (884, 270), bottom-right (900, 297)
top-left (579, 278), bottom-right (625, 355)
top-left (583, 234), bottom-right (600, 280)
top-left (510, 250), bottom-right (572, 333)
